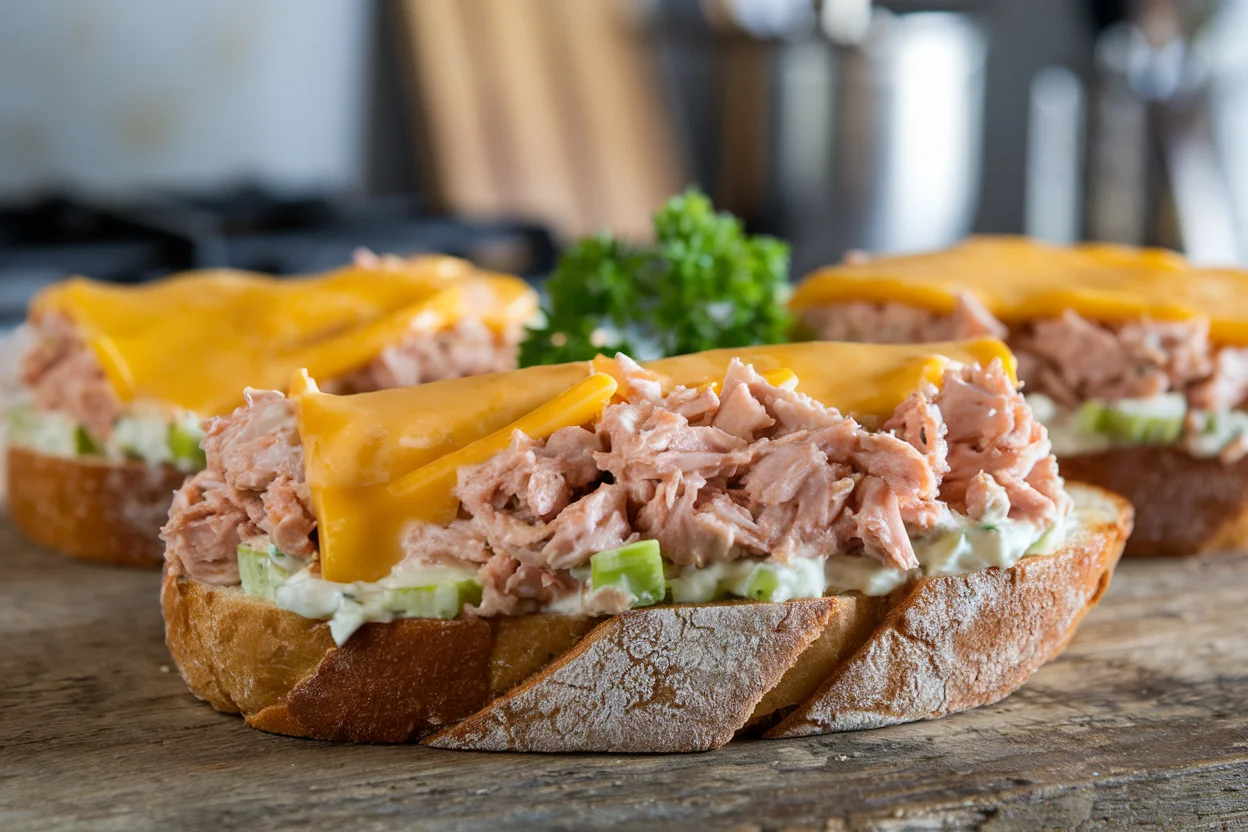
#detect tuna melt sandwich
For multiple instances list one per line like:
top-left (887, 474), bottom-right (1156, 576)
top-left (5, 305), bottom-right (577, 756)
top-left (161, 339), bottom-right (1131, 752)
top-left (794, 237), bottom-right (1248, 555)
top-left (10, 252), bottom-right (537, 565)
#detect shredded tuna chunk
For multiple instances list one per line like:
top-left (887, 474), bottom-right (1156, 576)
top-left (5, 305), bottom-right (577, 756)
top-left (808, 296), bottom-right (1248, 415)
top-left (162, 390), bottom-right (316, 578)
top-left (19, 315), bottom-right (121, 440)
top-left (810, 297), bottom-right (1248, 455)
top-left (324, 319), bottom-right (522, 394)
top-left (472, 554), bottom-right (584, 617)
top-left (847, 477), bottom-right (918, 570)
top-left (429, 356), bottom-right (1062, 602)
top-left (455, 432), bottom-right (632, 568)
top-left (933, 360), bottom-right (1069, 526)
top-left (884, 389), bottom-right (950, 479)
top-left (1012, 311), bottom-right (1214, 407)
top-left (713, 360), bottom-right (778, 439)
top-left (741, 437), bottom-right (858, 560)
top-left (965, 471), bottom-right (1010, 524)
top-left (161, 471), bottom-right (258, 585)
top-left (1187, 346), bottom-right (1248, 411)
top-left (1010, 311), bottom-right (1248, 458)
top-left (164, 354), bottom-right (1069, 617)
top-left (401, 520), bottom-right (492, 566)
top-left (803, 293), bottom-right (1007, 344)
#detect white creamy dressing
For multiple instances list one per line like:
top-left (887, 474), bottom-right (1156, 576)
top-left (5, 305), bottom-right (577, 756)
top-left (669, 556), bottom-right (826, 605)
top-left (1027, 392), bottom-right (1248, 459)
top-left (8, 403), bottom-right (204, 469)
top-left (269, 512), bottom-right (1068, 645)
top-left (1185, 409), bottom-right (1248, 457)
top-left (824, 514), bottom-right (1061, 596)
top-left (272, 562), bottom-right (480, 646)
top-left (9, 407), bottom-right (80, 457)
top-left (1025, 394), bottom-right (1112, 456)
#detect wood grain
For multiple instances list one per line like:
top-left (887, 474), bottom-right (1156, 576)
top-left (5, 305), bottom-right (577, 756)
top-left (1, 517), bottom-right (1245, 831)
top-left (398, 0), bottom-right (684, 239)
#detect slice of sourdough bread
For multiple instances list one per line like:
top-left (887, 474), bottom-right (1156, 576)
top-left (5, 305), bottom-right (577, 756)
top-left (1058, 448), bottom-right (1248, 556)
top-left (162, 482), bottom-right (1131, 752)
top-left (9, 447), bottom-right (187, 567)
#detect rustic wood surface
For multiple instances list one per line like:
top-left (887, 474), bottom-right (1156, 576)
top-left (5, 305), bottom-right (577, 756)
top-left (2, 517), bottom-right (1245, 831)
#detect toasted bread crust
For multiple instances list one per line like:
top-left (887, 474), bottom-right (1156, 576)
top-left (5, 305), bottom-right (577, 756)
top-left (8, 446), bottom-right (186, 567)
top-left (426, 599), bottom-right (839, 752)
top-left (162, 483), bottom-right (1130, 752)
top-left (161, 572), bottom-right (603, 742)
top-left (765, 486), bottom-right (1128, 737)
top-left (1058, 448), bottom-right (1248, 556)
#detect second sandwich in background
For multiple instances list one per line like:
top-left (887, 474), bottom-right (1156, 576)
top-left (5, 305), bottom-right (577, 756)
top-left (9, 252), bottom-right (537, 566)
top-left (792, 236), bottom-right (1248, 556)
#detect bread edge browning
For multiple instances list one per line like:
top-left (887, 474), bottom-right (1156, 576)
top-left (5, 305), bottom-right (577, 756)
top-left (8, 446), bottom-right (186, 567)
top-left (764, 482), bottom-right (1131, 737)
top-left (1059, 447), bottom-right (1248, 556)
top-left (161, 482), bottom-right (1131, 751)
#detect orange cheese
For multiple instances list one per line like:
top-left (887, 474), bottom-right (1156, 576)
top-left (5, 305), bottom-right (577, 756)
top-left (294, 339), bottom-right (1015, 583)
top-left (790, 236), bottom-right (1248, 345)
top-left (30, 256), bottom-right (538, 417)
top-left (386, 373), bottom-right (619, 525)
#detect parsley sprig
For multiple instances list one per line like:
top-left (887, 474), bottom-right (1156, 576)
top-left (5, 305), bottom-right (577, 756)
top-left (519, 189), bottom-right (792, 366)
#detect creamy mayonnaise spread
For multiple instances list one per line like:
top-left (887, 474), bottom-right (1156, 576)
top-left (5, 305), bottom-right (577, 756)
top-left (257, 511), bottom-right (1068, 646)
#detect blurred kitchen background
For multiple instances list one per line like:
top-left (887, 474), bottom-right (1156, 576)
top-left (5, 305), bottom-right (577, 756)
top-left (2, 0), bottom-right (1248, 324)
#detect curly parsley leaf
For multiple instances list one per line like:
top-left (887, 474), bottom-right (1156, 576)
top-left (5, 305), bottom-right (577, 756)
top-left (518, 189), bottom-right (791, 367)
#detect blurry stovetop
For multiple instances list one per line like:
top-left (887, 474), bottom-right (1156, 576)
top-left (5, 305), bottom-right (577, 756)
top-left (0, 188), bottom-right (557, 327)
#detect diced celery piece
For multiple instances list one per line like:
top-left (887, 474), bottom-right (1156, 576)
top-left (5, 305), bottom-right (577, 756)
top-left (1146, 416), bottom-right (1183, 444)
top-left (1100, 409), bottom-right (1143, 442)
top-left (74, 426), bottom-right (101, 456)
top-left (7, 405), bottom-right (32, 438)
top-left (1100, 397), bottom-right (1185, 446)
top-left (385, 579), bottom-right (482, 619)
top-left (1202, 411), bottom-right (1222, 435)
top-left (1074, 401), bottom-right (1105, 435)
top-left (237, 543), bottom-right (280, 599)
top-left (1025, 521), bottom-right (1063, 556)
top-left (590, 540), bottom-right (665, 608)
top-left (744, 564), bottom-right (784, 601)
top-left (917, 530), bottom-right (971, 575)
top-left (169, 421), bottom-right (207, 469)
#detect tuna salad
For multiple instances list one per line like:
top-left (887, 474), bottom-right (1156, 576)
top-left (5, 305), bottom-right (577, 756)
top-left (805, 299), bottom-right (1248, 462)
top-left (13, 314), bottom-right (521, 471)
top-left (163, 354), bottom-right (1074, 644)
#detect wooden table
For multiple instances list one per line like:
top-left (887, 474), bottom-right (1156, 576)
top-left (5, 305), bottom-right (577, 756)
top-left (2, 518), bottom-right (1246, 831)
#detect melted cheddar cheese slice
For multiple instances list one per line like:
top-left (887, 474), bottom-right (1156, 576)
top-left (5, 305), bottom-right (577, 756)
top-left (791, 236), bottom-right (1248, 345)
top-left (294, 339), bottom-right (1015, 583)
top-left (30, 256), bottom-right (538, 417)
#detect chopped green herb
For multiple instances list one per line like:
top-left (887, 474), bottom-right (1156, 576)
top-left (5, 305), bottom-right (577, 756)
top-left (519, 189), bottom-right (792, 366)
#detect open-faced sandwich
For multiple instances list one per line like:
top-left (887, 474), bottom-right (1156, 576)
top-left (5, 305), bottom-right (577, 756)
top-left (792, 237), bottom-right (1248, 556)
top-left (161, 339), bottom-right (1131, 752)
top-left (10, 252), bottom-right (537, 566)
